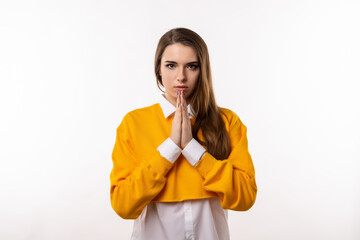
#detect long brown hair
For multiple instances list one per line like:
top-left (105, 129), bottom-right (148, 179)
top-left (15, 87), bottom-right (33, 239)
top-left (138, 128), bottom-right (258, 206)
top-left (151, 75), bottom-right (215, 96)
top-left (154, 27), bottom-right (230, 160)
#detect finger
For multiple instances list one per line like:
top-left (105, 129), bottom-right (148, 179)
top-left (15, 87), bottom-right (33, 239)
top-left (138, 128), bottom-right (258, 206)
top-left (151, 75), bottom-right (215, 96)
top-left (178, 101), bottom-right (183, 123)
top-left (181, 90), bottom-right (183, 107)
top-left (180, 91), bottom-right (185, 117)
top-left (176, 90), bottom-right (180, 108)
top-left (182, 94), bottom-right (188, 118)
top-left (180, 90), bottom-right (183, 107)
top-left (178, 91), bottom-right (183, 116)
top-left (182, 91), bottom-right (187, 111)
top-left (182, 104), bottom-right (188, 124)
top-left (175, 91), bottom-right (182, 123)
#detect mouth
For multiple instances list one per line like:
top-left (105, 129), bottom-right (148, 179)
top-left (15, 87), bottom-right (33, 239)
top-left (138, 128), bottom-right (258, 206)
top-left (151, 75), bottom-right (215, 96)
top-left (174, 86), bottom-right (188, 91)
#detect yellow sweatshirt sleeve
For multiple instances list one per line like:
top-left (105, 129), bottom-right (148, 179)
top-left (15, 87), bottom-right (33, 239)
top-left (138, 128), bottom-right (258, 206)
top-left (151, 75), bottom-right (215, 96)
top-left (110, 113), bottom-right (173, 219)
top-left (194, 112), bottom-right (257, 211)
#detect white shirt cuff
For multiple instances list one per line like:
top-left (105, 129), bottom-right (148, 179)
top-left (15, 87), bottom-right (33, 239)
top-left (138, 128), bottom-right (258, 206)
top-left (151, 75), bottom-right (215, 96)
top-left (157, 137), bottom-right (182, 163)
top-left (182, 138), bottom-right (207, 166)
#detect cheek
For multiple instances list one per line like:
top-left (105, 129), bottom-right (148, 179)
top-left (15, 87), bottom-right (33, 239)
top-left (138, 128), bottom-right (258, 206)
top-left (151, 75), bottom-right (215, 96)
top-left (190, 71), bottom-right (200, 85)
top-left (161, 73), bottom-right (172, 89)
top-left (161, 67), bottom-right (171, 78)
top-left (162, 73), bottom-right (177, 87)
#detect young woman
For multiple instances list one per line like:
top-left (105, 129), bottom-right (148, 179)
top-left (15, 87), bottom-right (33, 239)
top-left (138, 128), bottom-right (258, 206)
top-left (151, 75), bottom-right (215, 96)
top-left (110, 27), bottom-right (257, 240)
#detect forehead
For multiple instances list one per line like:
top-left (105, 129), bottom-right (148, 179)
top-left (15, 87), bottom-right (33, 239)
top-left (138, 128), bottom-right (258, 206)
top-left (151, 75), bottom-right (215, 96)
top-left (162, 43), bottom-right (198, 62)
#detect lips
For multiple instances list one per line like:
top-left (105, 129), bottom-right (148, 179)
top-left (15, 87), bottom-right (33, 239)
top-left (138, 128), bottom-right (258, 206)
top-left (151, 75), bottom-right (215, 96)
top-left (174, 86), bottom-right (188, 90)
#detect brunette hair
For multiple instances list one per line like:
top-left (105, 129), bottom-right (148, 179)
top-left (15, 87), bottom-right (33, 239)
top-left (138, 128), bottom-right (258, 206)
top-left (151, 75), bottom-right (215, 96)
top-left (154, 27), bottom-right (230, 160)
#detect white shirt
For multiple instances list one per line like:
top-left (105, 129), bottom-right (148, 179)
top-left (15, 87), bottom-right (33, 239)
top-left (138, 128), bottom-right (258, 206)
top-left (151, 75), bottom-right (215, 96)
top-left (130, 94), bottom-right (230, 240)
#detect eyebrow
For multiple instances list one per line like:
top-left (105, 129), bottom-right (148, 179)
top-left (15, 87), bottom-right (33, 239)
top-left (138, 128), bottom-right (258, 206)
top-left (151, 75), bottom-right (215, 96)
top-left (164, 60), bottom-right (199, 64)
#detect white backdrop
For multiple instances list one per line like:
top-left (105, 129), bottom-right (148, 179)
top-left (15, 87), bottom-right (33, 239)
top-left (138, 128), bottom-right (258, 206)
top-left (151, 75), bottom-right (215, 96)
top-left (0, 0), bottom-right (359, 239)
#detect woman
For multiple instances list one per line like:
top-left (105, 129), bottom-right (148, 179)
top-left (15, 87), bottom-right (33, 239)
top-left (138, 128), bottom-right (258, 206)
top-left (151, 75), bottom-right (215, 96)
top-left (110, 27), bottom-right (257, 240)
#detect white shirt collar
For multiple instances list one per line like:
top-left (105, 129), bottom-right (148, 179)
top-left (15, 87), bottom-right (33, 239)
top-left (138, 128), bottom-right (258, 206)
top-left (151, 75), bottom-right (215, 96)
top-left (159, 93), bottom-right (194, 119)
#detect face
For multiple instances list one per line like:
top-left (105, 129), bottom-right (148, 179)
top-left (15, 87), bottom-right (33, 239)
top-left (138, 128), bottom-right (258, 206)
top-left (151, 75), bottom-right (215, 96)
top-left (159, 43), bottom-right (200, 106)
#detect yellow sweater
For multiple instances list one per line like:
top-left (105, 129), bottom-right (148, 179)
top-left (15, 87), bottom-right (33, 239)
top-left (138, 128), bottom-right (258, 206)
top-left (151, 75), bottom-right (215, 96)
top-left (110, 103), bottom-right (257, 219)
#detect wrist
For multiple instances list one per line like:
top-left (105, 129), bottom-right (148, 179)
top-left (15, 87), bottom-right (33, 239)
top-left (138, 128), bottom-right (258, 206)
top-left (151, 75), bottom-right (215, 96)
top-left (181, 138), bottom-right (207, 166)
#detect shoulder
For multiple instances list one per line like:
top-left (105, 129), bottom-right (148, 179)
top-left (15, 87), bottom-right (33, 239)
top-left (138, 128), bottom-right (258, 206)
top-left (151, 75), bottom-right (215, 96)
top-left (218, 107), bottom-right (248, 140)
top-left (119, 103), bottom-right (160, 127)
top-left (218, 107), bottom-right (243, 126)
top-left (125, 103), bottom-right (159, 119)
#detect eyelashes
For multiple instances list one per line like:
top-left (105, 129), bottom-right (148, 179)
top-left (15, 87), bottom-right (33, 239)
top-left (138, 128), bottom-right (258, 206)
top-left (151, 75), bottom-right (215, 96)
top-left (165, 64), bottom-right (199, 70)
top-left (188, 65), bottom-right (199, 70)
top-left (166, 64), bottom-right (175, 69)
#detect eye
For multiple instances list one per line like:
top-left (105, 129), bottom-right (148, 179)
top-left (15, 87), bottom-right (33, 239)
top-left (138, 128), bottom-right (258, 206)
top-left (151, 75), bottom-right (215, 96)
top-left (187, 64), bottom-right (199, 70)
top-left (166, 64), bottom-right (175, 69)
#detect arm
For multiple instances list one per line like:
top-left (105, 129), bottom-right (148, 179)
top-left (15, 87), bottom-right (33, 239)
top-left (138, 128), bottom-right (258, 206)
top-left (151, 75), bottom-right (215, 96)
top-left (183, 113), bottom-right (257, 211)
top-left (110, 114), bottom-right (176, 219)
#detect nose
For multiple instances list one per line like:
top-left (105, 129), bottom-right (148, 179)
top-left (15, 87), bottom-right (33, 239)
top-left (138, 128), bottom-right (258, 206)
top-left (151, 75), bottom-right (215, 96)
top-left (176, 67), bottom-right (185, 82)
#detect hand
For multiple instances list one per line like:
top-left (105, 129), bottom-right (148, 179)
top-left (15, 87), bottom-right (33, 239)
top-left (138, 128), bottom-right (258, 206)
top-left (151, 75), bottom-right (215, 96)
top-left (180, 90), bottom-right (193, 149)
top-left (170, 90), bottom-right (193, 149)
top-left (170, 90), bottom-right (182, 147)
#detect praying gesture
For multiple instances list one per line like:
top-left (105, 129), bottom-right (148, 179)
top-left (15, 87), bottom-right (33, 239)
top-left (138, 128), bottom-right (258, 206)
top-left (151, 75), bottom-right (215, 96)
top-left (170, 90), bottom-right (193, 149)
